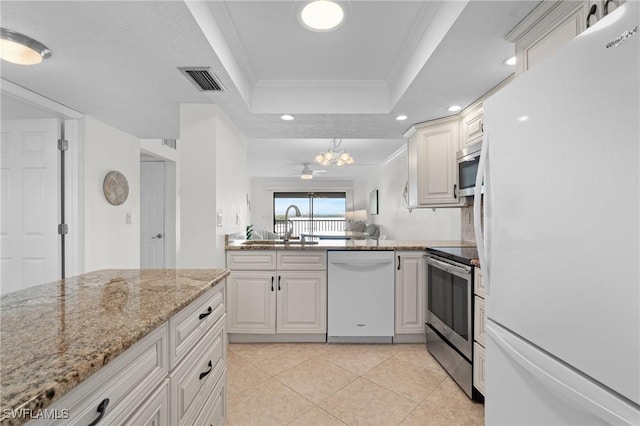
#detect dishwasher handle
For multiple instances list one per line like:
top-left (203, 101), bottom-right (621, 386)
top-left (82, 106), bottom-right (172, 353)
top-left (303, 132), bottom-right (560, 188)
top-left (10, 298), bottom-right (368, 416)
top-left (329, 259), bottom-right (394, 267)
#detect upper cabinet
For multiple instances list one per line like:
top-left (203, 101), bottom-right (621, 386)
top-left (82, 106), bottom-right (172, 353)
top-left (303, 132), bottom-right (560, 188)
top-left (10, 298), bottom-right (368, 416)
top-left (508, 0), bottom-right (625, 76)
top-left (406, 117), bottom-right (464, 208)
top-left (459, 103), bottom-right (484, 149)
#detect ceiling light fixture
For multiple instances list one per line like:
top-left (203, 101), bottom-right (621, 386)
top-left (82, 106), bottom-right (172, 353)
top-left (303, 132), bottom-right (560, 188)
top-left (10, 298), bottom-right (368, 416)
top-left (298, 1), bottom-right (346, 32)
top-left (504, 56), bottom-right (517, 66)
top-left (301, 164), bottom-right (314, 179)
top-left (447, 105), bottom-right (462, 112)
top-left (314, 139), bottom-right (354, 166)
top-left (280, 114), bottom-right (295, 121)
top-left (395, 114), bottom-right (408, 121)
top-left (0, 28), bottom-right (51, 65)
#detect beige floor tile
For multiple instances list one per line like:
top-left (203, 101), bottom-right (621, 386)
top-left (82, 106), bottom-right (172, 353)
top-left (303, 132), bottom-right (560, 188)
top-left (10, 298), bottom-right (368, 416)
top-left (275, 358), bottom-right (358, 403)
top-left (392, 345), bottom-right (448, 376)
top-left (254, 350), bottom-right (318, 376)
top-left (325, 347), bottom-right (392, 375)
top-left (226, 378), bottom-right (315, 426)
top-left (363, 357), bottom-right (447, 403)
top-left (226, 352), bottom-right (271, 399)
top-left (319, 378), bottom-right (417, 425)
top-left (288, 406), bottom-right (347, 426)
top-left (400, 378), bottom-right (484, 426)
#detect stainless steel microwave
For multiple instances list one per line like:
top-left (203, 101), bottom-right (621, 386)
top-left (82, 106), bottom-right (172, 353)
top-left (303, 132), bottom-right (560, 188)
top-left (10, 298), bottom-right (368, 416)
top-left (456, 141), bottom-right (483, 197)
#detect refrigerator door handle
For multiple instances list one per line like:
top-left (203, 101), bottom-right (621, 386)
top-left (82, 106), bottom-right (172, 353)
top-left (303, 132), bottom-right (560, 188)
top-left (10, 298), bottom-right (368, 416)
top-left (474, 131), bottom-right (489, 292)
top-left (487, 320), bottom-right (640, 425)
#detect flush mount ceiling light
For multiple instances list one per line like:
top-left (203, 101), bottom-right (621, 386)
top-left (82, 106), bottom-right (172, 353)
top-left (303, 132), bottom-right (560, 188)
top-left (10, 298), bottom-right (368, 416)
top-left (280, 114), bottom-right (295, 121)
top-left (447, 105), bottom-right (462, 112)
top-left (504, 56), bottom-right (517, 66)
top-left (0, 28), bottom-right (51, 65)
top-left (395, 114), bottom-right (408, 121)
top-left (314, 139), bottom-right (354, 166)
top-left (298, 1), bottom-right (347, 32)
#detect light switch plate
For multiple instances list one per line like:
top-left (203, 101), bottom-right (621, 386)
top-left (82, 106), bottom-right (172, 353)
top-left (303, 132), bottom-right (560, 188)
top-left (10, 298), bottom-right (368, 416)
top-left (217, 212), bottom-right (223, 227)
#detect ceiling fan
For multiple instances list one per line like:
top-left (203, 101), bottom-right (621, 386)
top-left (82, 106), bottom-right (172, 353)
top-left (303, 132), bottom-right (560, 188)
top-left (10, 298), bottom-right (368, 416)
top-left (299, 163), bottom-right (326, 179)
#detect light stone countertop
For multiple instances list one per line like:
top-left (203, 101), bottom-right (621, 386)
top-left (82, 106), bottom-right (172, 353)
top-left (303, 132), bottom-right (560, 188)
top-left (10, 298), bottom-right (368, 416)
top-left (0, 268), bottom-right (229, 425)
top-left (226, 239), bottom-right (476, 251)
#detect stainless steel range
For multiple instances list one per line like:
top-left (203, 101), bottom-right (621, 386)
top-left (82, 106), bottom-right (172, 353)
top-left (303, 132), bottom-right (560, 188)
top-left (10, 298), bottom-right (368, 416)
top-left (425, 246), bottom-right (478, 399)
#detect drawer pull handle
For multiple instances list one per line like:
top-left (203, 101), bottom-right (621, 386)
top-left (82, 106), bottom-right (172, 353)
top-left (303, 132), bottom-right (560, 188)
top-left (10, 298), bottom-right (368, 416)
top-left (87, 398), bottom-right (109, 426)
top-left (199, 360), bottom-right (213, 380)
top-left (277, 275), bottom-right (281, 291)
top-left (199, 306), bottom-right (212, 320)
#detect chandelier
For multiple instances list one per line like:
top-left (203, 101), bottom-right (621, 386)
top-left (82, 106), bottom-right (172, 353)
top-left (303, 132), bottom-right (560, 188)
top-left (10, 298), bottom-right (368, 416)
top-left (314, 139), bottom-right (354, 166)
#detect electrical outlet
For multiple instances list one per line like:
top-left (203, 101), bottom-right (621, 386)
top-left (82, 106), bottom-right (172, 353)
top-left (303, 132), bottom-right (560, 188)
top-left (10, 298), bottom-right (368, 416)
top-left (217, 212), bottom-right (223, 227)
top-left (236, 213), bottom-right (240, 225)
top-left (126, 212), bottom-right (132, 224)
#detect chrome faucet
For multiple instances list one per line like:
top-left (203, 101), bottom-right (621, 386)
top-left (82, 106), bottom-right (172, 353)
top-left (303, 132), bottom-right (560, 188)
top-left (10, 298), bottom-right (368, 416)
top-left (283, 204), bottom-right (301, 241)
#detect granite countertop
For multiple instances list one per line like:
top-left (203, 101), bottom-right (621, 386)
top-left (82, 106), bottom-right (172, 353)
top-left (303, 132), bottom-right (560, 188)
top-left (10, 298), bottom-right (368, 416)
top-left (0, 268), bottom-right (229, 424)
top-left (226, 239), bottom-right (476, 251)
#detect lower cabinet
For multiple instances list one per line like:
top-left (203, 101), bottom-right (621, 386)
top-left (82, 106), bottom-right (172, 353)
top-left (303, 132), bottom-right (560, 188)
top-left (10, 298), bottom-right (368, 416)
top-left (227, 270), bottom-right (326, 335)
top-left (473, 342), bottom-right (486, 395)
top-left (473, 267), bottom-right (486, 397)
top-left (31, 281), bottom-right (227, 426)
top-left (394, 252), bottom-right (426, 341)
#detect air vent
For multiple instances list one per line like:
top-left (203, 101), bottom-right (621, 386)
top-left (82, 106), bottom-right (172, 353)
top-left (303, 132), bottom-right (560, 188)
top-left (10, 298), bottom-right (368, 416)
top-left (178, 67), bottom-right (225, 92)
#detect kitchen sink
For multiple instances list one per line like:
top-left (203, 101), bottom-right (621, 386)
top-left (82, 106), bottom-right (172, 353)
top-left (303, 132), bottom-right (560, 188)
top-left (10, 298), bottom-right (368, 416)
top-left (242, 240), bottom-right (318, 245)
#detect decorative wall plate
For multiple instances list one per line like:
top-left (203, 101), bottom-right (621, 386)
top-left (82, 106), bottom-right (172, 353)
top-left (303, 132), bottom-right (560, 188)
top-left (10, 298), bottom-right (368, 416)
top-left (103, 171), bottom-right (129, 206)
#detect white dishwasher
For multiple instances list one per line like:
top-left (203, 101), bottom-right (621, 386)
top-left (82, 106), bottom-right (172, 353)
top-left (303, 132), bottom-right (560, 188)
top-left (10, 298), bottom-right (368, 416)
top-left (327, 250), bottom-right (395, 343)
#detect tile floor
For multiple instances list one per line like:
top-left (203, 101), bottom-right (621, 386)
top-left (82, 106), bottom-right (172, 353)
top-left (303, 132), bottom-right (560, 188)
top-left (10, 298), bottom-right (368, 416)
top-left (226, 343), bottom-right (484, 425)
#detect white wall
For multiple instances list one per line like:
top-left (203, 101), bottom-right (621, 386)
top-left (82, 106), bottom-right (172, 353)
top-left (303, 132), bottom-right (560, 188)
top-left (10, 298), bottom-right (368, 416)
top-left (356, 149), bottom-right (461, 240)
top-left (178, 104), bottom-right (248, 268)
top-left (82, 116), bottom-right (140, 271)
top-left (249, 178), bottom-right (354, 233)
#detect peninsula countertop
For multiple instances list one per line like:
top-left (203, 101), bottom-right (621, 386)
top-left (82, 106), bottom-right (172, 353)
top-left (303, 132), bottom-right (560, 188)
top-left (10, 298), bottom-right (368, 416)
top-left (226, 239), bottom-right (476, 251)
top-left (0, 268), bottom-right (229, 424)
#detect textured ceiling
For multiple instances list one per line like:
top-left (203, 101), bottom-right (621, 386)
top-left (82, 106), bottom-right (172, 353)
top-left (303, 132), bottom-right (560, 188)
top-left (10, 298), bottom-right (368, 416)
top-left (0, 0), bottom-right (540, 180)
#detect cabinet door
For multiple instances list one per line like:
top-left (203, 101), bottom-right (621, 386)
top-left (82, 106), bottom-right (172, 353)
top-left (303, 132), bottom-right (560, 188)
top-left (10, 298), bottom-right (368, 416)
top-left (276, 271), bottom-right (327, 334)
top-left (409, 118), bottom-right (461, 206)
top-left (474, 296), bottom-right (486, 346)
top-left (473, 342), bottom-right (486, 396)
top-left (460, 104), bottom-right (483, 148)
top-left (227, 271), bottom-right (276, 334)
top-left (395, 253), bottom-right (426, 334)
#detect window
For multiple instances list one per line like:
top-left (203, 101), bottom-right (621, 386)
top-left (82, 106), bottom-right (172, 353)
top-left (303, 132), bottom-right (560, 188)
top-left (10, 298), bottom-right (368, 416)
top-left (273, 192), bottom-right (346, 237)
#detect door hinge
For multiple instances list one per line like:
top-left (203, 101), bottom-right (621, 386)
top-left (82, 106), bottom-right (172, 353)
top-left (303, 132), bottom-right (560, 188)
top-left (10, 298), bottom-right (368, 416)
top-left (58, 139), bottom-right (68, 151)
top-left (58, 224), bottom-right (68, 235)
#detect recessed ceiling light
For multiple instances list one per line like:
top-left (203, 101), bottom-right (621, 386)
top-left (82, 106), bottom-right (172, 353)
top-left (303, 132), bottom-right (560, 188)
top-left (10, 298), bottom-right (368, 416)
top-left (504, 56), bottom-right (517, 66)
top-left (0, 28), bottom-right (51, 65)
top-left (395, 114), bottom-right (408, 121)
top-left (518, 116), bottom-right (529, 122)
top-left (280, 114), bottom-right (295, 121)
top-left (299, 1), bottom-right (345, 32)
top-left (447, 105), bottom-right (462, 112)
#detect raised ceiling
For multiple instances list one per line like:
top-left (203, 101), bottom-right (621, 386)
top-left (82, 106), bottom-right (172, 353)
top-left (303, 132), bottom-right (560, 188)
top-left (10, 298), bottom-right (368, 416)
top-left (0, 1), bottom-right (540, 180)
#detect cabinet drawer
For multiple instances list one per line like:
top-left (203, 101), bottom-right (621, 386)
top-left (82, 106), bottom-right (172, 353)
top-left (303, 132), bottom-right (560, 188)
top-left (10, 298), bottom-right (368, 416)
top-left (192, 372), bottom-right (226, 426)
top-left (473, 342), bottom-right (486, 396)
top-left (169, 282), bottom-right (225, 368)
top-left (117, 379), bottom-right (169, 426)
top-left (227, 251), bottom-right (276, 270)
top-left (170, 314), bottom-right (226, 426)
top-left (474, 296), bottom-right (486, 346)
top-left (474, 267), bottom-right (486, 297)
top-left (32, 324), bottom-right (168, 426)
top-left (277, 251), bottom-right (326, 270)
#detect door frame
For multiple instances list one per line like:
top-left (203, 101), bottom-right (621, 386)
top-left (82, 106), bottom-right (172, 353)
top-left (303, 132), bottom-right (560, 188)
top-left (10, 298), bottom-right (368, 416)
top-left (2, 79), bottom-right (84, 277)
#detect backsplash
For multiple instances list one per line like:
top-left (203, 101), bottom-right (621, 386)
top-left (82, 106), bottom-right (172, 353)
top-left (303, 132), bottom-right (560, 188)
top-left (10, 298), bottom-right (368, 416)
top-left (461, 204), bottom-right (483, 244)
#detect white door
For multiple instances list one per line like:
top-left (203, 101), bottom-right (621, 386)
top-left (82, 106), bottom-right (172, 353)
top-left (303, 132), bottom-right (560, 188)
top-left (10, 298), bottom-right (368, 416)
top-left (1, 119), bottom-right (59, 294)
top-left (140, 161), bottom-right (164, 268)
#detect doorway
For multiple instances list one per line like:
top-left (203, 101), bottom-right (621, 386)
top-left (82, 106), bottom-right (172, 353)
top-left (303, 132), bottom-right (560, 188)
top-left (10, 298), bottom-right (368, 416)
top-left (140, 155), bottom-right (165, 268)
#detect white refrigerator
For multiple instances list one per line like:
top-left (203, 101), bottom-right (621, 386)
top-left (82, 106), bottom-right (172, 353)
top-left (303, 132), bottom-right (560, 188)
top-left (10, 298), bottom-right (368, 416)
top-left (477, 2), bottom-right (640, 424)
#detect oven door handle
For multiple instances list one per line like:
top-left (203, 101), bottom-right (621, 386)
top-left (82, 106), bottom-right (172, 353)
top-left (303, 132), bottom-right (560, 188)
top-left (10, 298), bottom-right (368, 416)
top-left (426, 256), bottom-right (471, 277)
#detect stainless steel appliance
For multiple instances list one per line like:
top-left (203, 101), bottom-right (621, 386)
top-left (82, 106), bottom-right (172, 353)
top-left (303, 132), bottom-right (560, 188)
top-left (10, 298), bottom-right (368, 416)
top-left (456, 141), bottom-right (482, 197)
top-left (425, 247), bottom-right (477, 398)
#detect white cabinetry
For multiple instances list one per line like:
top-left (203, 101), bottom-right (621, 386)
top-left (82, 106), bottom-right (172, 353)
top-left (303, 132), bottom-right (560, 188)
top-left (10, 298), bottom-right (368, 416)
top-left (226, 251), bottom-right (327, 342)
top-left (507, 0), bottom-right (624, 76)
top-left (406, 117), bottom-right (464, 208)
top-left (459, 103), bottom-right (484, 148)
top-left (394, 252), bottom-right (426, 342)
top-left (33, 282), bottom-right (227, 426)
top-left (473, 267), bottom-right (486, 397)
